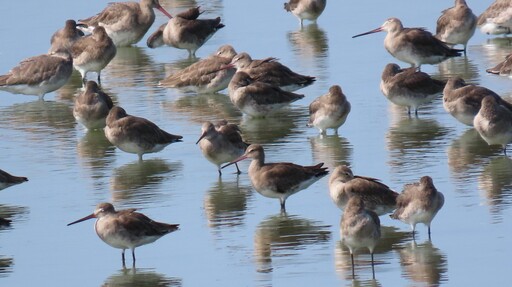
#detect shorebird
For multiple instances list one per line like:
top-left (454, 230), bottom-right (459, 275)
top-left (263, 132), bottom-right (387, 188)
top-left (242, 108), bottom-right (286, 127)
top-left (67, 202), bottom-right (179, 267)
top-left (73, 81), bottom-right (114, 130)
top-left (77, 0), bottom-right (173, 47)
top-left (147, 7), bottom-right (224, 57)
top-left (284, 0), bottom-right (327, 27)
top-left (0, 50), bottom-right (73, 100)
top-left (340, 196), bottom-right (381, 279)
top-left (486, 53), bottom-right (512, 77)
top-left (443, 77), bottom-right (512, 126)
top-left (196, 120), bottom-right (249, 176)
top-left (0, 169), bottom-right (28, 191)
top-left (352, 18), bottom-right (463, 69)
top-left (390, 176), bottom-right (444, 239)
top-left (477, 0), bottom-right (512, 35)
top-left (380, 63), bottom-right (445, 115)
top-left (49, 19), bottom-right (84, 53)
top-left (473, 95), bottom-right (512, 155)
top-left (104, 106), bottom-right (183, 161)
top-left (307, 85), bottom-right (351, 135)
top-left (226, 52), bottom-right (315, 92)
top-left (329, 165), bottom-right (398, 216)
top-left (227, 71), bottom-right (305, 117)
top-left (222, 144), bottom-right (328, 211)
top-left (70, 26), bottom-right (116, 85)
top-left (435, 0), bottom-right (477, 54)
top-left (159, 45), bottom-right (237, 93)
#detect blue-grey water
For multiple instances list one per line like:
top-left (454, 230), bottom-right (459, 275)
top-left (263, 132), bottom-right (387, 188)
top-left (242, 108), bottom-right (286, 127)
top-left (1, 0), bottom-right (511, 286)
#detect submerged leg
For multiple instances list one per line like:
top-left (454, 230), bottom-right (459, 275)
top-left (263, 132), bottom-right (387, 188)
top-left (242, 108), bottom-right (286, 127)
top-left (235, 163), bottom-right (242, 175)
top-left (350, 253), bottom-right (355, 279)
top-left (371, 252), bottom-right (375, 279)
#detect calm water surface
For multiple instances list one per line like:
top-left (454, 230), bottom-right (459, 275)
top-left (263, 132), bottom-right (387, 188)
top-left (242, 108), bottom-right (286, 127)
top-left (1, 0), bottom-right (512, 286)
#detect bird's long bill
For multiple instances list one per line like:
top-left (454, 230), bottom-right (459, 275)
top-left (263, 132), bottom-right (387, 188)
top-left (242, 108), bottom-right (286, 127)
top-left (352, 27), bottom-right (383, 38)
top-left (156, 5), bottom-right (173, 19)
top-left (67, 213), bottom-right (96, 226)
top-left (221, 155), bottom-right (248, 169)
top-left (195, 133), bottom-right (206, 145)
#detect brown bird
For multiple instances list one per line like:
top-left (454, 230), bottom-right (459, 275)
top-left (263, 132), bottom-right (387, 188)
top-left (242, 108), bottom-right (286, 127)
top-left (77, 0), bottom-right (172, 47)
top-left (329, 165), bottom-right (398, 216)
top-left (159, 44), bottom-right (237, 93)
top-left (307, 85), bottom-right (351, 135)
top-left (196, 120), bottom-right (249, 176)
top-left (390, 176), bottom-right (444, 239)
top-left (146, 7), bottom-right (224, 57)
top-left (70, 26), bottom-right (116, 85)
top-left (49, 19), bottom-right (84, 53)
top-left (341, 196), bottom-right (381, 279)
top-left (73, 81), bottom-right (114, 130)
top-left (473, 95), bottom-right (512, 155)
top-left (0, 169), bottom-right (28, 191)
top-left (104, 106), bottom-right (183, 161)
top-left (443, 77), bottom-right (512, 126)
top-left (0, 50), bottom-right (73, 99)
top-left (486, 53), bottom-right (512, 77)
top-left (353, 18), bottom-right (463, 69)
top-left (228, 71), bottom-right (305, 117)
top-left (67, 202), bottom-right (179, 267)
top-left (477, 0), bottom-right (512, 35)
top-left (222, 144), bottom-right (328, 211)
top-left (227, 52), bottom-right (315, 92)
top-left (284, 0), bottom-right (327, 27)
top-left (435, 0), bottom-right (477, 53)
top-left (380, 63), bottom-right (445, 115)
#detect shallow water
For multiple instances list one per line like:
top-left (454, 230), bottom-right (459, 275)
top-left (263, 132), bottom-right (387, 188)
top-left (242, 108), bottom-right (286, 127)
top-left (1, 0), bottom-right (512, 286)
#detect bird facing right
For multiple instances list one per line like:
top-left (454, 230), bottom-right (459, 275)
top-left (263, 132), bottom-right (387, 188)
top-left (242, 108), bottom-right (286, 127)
top-left (340, 196), bottom-right (381, 279)
top-left (390, 176), bottom-right (444, 239)
top-left (473, 95), bottom-right (512, 155)
top-left (105, 106), bottom-right (183, 161)
top-left (307, 85), bottom-right (351, 135)
top-left (0, 169), bottom-right (28, 191)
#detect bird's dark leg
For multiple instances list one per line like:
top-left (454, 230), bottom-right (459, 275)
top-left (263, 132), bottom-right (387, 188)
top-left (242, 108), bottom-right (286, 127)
top-left (132, 249), bottom-right (136, 267)
top-left (280, 198), bottom-right (286, 212)
top-left (235, 163), bottom-right (242, 175)
top-left (350, 253), bottom-right (355, 279)
top-left (217, 168), bottom-right (222, 177)
top-left (97, 71), bottom-right (101, 86)
top-left (428, 226), bottom-right (431, 241)
top-left (122, 249), bottom-right (126, 268)
top-left (371, 252), bottom-right (375, 279)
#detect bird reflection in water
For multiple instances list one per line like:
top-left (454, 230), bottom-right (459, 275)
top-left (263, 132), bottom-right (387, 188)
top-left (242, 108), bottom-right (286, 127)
top-left (335, 226), bottom-right (411, 280)
top-left (309, 134), bottom-right (353, 168)
top-left (435, 56), bottom-right (479, 82)
top-left (0, 256), bottom-right (13, 278)
top-left (164, 92), bottom-right (242, 124)
top-left (102, 267), bottom-right (182, 287)
top-left (447, 129), bottom-right (498, 191)
top-left (77, 130), bottom-right (116, 170)
top-left (478, 156), bottom-right (512, 220)
top-left (398, 240), bottom-right (448, 286)
top-left (203, 177), bottom-right (253, 229)
top-left (110, 159), bottom-right (182, 205)
top-left (287, 23), bottom-right (328, 81)
top-left (240, 108), bottom-right (305, 144)
top-left (254, 213), bottom-right (330, 274)
top-left (386, 109), bottom-right (451, 177)
top-left (0, 100), bottom-right (75, 132)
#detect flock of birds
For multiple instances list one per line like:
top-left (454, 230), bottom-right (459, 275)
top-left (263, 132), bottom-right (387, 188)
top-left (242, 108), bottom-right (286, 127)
top-left (0, 0), bottom-right (511, 279)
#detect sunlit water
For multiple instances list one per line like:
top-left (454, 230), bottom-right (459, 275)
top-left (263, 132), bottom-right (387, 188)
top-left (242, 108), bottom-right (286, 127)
top-left (0, 0), bottom-right (512, 286)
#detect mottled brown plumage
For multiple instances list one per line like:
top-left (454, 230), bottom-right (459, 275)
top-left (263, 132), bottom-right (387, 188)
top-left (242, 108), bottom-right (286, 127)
top-left (159, 45), bottom-right (237, 93)
top-left (105, 106), bottom-right (183, 161)
top-left (222, 144), bottom-right (328, 211)
top-left (73, 81), bottom-right (114, 130)
top-left (443, 77), bottom-right (512, 126)
top-left (49, 19), bottom-right (84, 53)
top-left (473, 95), bottom-right (512, 155)
top-left (486, 53), bottom-right (512, 76)
top-left (229, 52), bottom-right (315, 92)
top-left (67, 202), bottom-right (179, 266)
top-left (477, 0), bottom-right (512, 35)
top-left (78, 0), bottom-right (172, 47)
top-left (329, 165), bottom-right (398, 216)
top-left (308, 85), bottom-right (351, 134)
top-left (380, 63), bottom-right (445, 115)
top-left (435, 0), bottom-right (477, 52)
top-left (390, 176), bottom-right (444, 239)
top-left (284, 0), bottom-right (327, 27)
